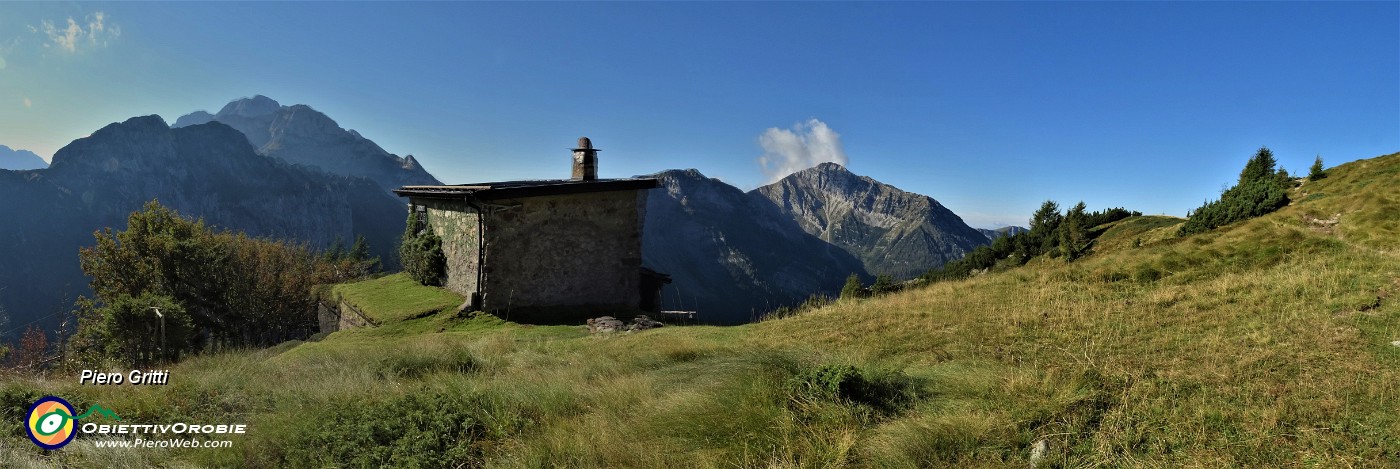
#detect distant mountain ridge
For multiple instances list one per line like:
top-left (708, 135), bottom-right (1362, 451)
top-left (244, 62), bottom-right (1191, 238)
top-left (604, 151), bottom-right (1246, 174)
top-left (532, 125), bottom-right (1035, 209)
top-left (173, 96), bottom-right (440, 196)
top-left (0, 145), bottom-right (47, 170)
top-left (642, 163), bottom-right (989, 322)
top-left (0, 116), bottom-right (410, 336)
top-left (3, 98), bottom-right (991, 331)
top-left (642, 169), bottom-right (867, 323)
top-left (978, 226), bottom-right (1029, 240)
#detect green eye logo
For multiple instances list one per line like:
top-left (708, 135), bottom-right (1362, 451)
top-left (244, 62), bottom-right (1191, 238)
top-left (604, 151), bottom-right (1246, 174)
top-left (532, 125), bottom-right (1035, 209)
top-left (26, 396), bottom-right (77, 449)
top-left (25, 396), bottom-right (122, 450)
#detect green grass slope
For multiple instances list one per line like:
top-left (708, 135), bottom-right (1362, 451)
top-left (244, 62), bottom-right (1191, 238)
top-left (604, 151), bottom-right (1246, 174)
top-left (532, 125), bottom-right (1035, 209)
top-left (328, 273), bottom-right (465, 324)
top-left (3, 152), bottom-right (1398, 467)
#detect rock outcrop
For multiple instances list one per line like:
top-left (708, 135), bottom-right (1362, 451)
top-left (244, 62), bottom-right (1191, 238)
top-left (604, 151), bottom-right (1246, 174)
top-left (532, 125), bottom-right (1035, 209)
top-left (587, 315), bottom-right (665, 334)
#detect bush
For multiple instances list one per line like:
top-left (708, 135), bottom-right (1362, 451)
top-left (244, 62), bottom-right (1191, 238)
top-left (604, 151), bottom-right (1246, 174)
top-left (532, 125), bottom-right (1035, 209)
top-left (789, 364), bottom-right (919, 416)
top-left (762, 294), bottom-right (834, 321)
top-left (376, 347), bottom-right (479, 379)
top-left (264, 390), bottom-right (493, 467)
top-left (399, 211), bottom-right (446, 286)
top-left (93, 292), bottom-right (195, 366)
top-left (1180, 147), bottom-right (1291, 235)
top-left (0, 385), bottom-right (44, 439)
top-left (75, 200), bottom-right (368, 357)
top-left (1179, 179), bottom-right (1289, 235)
top-left (921, 203), bottom-right (1141, 282)
top-left (870, 274), bottom-right (900, 296)
top-left (1133, 264), bottom-right (1163, 283)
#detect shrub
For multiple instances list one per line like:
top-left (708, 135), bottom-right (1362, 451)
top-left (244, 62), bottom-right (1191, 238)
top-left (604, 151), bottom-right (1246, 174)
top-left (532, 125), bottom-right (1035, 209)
top-left (1133, 264), bottom-right (1163, 283)
top-left (376, 347), bottom-right (479, 379)
top-left (75, 200), bottom-right (367, 357)
top-left (0, 385), bottom-right (44, 439)
top-left (399, 211), bottom-right (446, 286)
top-left (1180, 147), bottom-right (1291, 235)
top-left (762, 294), bottom-right (834, 321)
top-left (93, 292), bottom-right (195, 366)
top-left (870, 274), bottom-right (900, 296)
top-left (264, 390), bottom-right (494, 467)
top-left (789, 364), bottom-right (919, 416)
top-left (922, 203), bottom-right (1141, 283)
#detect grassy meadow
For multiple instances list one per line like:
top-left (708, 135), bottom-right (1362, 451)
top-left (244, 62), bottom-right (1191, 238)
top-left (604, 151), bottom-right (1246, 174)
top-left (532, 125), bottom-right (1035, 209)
top-left (2, 152), bottom-right (1398, 467)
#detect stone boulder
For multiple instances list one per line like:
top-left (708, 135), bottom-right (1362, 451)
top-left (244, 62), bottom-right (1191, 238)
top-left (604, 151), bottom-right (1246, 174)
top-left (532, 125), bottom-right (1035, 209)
top-left (587, 316), bottom-right (625, 333)
top-left (626, 315), bottom-right (665, 331)
top-left (587, 315), bottom-right (665, 334)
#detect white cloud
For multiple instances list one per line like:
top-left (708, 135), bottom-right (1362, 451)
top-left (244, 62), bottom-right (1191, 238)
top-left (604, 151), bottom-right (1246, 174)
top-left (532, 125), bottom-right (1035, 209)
top-left (41, 19), bottom-right (81, 53)
top-left (23, 98), bottom-right (32, 108)
top-left (87, 12), bottom-right (120, 46)
top-left (756, 118), bottom-right (848, 183)
top-left (37, 12), bottom-right (118, 53)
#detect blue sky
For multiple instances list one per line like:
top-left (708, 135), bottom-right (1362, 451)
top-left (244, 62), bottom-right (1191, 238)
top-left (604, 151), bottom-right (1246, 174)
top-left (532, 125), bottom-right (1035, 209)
top-left (1, 2), bottom-right (1395, 228)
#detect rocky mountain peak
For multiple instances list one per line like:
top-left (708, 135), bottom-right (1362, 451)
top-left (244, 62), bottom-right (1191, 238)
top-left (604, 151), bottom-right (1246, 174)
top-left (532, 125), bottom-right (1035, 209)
top-left (272, 104), bottom-right (345, 138)
top-left (171, 96), bottom-right (441, 196)
top-left (753, 163), bottom-right (988, 278)
top-left (49, 115), bottom-right (174, 171)
top-left (775, 162), bottom-right (873, 196)
top-left (172, 111), bottom-right (215, 128)
top-left (643, 168), bottom-right (868, 323)
top-left (49, 117), bottom-right (271, 179)
top-left (655, 168), bottom-right (709, 183)
top-left (217, 95), bottom-right (284, 118)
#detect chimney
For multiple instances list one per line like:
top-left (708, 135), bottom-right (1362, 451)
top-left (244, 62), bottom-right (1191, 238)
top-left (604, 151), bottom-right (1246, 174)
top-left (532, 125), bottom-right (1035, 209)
top-left (571, 137), bottom-right (598, 181)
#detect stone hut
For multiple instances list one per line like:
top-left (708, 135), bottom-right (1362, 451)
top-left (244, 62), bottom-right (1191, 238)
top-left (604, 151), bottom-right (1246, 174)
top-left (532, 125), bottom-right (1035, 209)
top-left (393, 138), bottom-right (665, 323)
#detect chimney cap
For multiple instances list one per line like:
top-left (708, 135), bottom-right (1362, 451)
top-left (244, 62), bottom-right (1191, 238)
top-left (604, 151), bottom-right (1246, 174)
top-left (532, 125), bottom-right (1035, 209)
top-left (571, 136), bottom-right (601, 152)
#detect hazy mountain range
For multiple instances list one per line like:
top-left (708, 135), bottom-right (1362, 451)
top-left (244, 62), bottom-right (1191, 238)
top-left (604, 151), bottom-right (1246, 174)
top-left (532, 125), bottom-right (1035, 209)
top-left (979, 226), bottom-right (1029, 240)
top-left (0, 145), bottom-right (47, 171)
top-left (0, 98), bottom-right (420, 336)
top-left (173, 95), bottom-right (440, 197)
top-left (2, 96), bottom-right (999, 333)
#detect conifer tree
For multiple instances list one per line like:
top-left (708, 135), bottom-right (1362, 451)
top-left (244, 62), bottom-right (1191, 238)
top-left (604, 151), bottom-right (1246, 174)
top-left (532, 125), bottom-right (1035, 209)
top-left (1309, 155), bottom-right (1326, 181)
top-left (1059, 202), bottom-right (1091, 261)
top-left (1180, 147), bottom-right (1290, 235)
top-left (1028, 200), bottom-right (1063, 254)
top-left (1238, 146), bottom-right (1277, 185)
top-left (348, 235), bottom-right (371, 262)
top-left (870, 274), bottom-right (898, 295)
top-left (399, 210), bottom-right (446, 286)
top-left (840, 273), bottom-right (864, 300)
